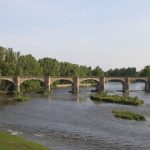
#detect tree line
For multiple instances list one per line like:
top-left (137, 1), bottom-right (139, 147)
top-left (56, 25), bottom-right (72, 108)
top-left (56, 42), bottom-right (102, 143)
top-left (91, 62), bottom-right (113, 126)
top-left (0, 46), bottom-right (150, 92)
top-left (0, 47), bottom-right (104, 77)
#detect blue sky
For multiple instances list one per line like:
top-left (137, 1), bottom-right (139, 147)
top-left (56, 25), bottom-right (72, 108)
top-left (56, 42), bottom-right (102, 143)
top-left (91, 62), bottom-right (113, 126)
top-left (0, 0), bottom-right (150, 71)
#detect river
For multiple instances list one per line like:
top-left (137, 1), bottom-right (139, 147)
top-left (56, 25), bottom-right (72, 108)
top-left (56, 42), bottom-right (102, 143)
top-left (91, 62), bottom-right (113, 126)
top-left (0, 82), bottom-right (150, 150)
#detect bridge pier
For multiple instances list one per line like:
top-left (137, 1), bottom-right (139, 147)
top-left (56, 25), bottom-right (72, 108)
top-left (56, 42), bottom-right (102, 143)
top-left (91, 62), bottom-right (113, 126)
top-left (97, 77), bottom-right (105, 93)
top-left (13, 76), bottom-right (20, 93)
top-left (145, 78), bottom-right (150, 92)
top-left (44, 76), bottom-right (51, 92)
top-left (123, 77), bottom-right (130, 92)
top-left (15, 85), bottom-right (20, 93)
top-left (72, 77), bottom-right (79, 93)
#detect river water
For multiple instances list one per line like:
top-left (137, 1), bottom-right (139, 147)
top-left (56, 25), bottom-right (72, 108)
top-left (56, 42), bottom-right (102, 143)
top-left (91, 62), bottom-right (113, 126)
top-left (0, 82), bottom-right (150, 150)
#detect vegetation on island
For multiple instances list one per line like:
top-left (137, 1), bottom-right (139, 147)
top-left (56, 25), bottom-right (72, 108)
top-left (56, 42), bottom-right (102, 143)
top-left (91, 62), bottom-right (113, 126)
top-left (112, 110), bottom-right (146, 121)
top-left (0, 132), bottom-right (51, 150)
top-left (0, 46), bottom-right (150, 93)
top-left (90, 93), bottom-right (144, 106)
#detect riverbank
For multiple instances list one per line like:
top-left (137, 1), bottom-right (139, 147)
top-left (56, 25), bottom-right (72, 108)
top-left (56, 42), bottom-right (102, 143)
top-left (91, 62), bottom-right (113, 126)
top-left (13, 95), bottom-right (30, 102)
top-left (0, 95), bottom-right (30, 105)
top-left (0, 131), bottom-right (51, 150)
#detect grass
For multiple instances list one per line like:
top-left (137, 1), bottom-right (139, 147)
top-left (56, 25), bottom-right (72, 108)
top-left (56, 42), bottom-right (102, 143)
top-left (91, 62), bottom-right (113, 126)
top-left (0, 132), bottom-right (51, 150)
top-left (0, 95), bottom-right (30, 106)
top-left (13, 95), bottom-right (30, 102)
top-left (90, 93), bottom-right (144, 106)
top-left (112, 110), bottom-right (146, 121)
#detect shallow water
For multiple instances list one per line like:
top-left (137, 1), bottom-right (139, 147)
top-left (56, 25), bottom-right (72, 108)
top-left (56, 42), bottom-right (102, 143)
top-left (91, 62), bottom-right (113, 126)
top-left (0, 82), bottom-right (150, 150)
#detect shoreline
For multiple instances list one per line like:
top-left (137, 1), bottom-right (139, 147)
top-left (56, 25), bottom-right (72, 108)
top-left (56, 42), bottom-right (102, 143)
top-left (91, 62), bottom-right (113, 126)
top-left (0, 131), bottom-right (51, 150)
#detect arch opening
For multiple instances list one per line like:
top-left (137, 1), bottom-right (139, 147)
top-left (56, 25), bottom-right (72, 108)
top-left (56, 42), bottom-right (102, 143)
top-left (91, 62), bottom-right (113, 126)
top-left (51, 79), bottom-right (74, 94)
top-left (105, 80), bottom-right (124, 92)
top-left (0, 79), bottom-right (15, 93)
top-left (80, 79), bottom-right (99, 93)
top-left (51, 79), bottom-right (73, 88)
top-left (20, 79), bottom-right (44, 93)
top-left (130, 79), bottom-right (146, 92)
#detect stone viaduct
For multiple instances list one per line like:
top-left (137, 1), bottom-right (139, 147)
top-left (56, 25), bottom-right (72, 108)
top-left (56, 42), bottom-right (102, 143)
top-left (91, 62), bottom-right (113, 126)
top-left (0, 76), bottom-right (150, 93)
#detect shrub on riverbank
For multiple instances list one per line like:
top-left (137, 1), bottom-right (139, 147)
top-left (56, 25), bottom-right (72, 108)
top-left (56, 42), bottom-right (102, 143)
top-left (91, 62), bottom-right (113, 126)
top-left (13, 95), bottom-right (30, 102)
top-left (0, 132), bottom-right (51, 150)
top-left (112, 110), bottom-right (146, 121)
top-left (0, 95), bottom-right (30, 105)
top-left (90, 93), bottom-right (144, 106)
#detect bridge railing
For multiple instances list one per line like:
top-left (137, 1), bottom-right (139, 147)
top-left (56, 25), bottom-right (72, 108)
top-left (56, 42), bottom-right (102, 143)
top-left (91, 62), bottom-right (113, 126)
top-left (0, 76), bottom-right (150, 78)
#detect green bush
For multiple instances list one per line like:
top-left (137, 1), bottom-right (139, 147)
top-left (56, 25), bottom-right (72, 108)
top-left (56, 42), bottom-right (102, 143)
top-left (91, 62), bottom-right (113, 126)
top-left (13, 96), bottom-right (29, 102)
top-left (90, 93), bottom-right (144, 106)
top-left (112, 110), bottom-right (146, 121)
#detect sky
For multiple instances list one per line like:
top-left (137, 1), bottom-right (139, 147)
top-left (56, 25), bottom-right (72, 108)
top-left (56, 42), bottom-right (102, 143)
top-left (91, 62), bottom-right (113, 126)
top-left (0, 0), bottom-right (150, 71)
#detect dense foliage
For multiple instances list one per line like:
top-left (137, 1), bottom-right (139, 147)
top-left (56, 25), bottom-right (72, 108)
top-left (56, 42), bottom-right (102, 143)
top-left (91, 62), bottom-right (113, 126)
top-left (0, 47), bottom-right (103, 92)
top-left (105, 67), bottom-right (137, 77)
top-left (0, 46), bottom-right (150, 92)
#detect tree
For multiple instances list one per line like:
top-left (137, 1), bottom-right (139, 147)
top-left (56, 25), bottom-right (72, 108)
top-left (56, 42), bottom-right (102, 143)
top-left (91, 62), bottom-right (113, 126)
top-left (15, 54), bottom-right (43, 92)
top-left (106, 67), bottom-right (137, 77)
top-left (92, 66), bottom-right (104, 76)
top-left (38, 58), bottom-right (60, 76)
top-left (140, 66), bottom-right (150, 76)
top-left (16, 54), bottom-right (42, 76)
top-left (60, 62), bottom-right (80, 77)
top-left (0, 45), bottom-right (107, 92)
top-left (0, 47), bottom-right (5, 75)
top-left (2, 48), bottom-right (17, 76)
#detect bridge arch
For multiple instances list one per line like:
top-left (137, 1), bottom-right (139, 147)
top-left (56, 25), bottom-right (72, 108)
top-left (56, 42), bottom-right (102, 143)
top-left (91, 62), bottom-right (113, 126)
top-left (19, 78), bottom-right (45, 92)
top-left (0, 78), bottom-right (14, 84)
top-left (51, 78), bottom-right (74, 84)
top-left (79, 78), bottom-right (101, 93)
top-left (130, 78), bottom-right (147, 83)
top-left (105, 79), bottom-right (125, 92)
top-left (106, 78), bottom-right (125, 84)
top-left (130, 78), bottom-right (147, 91)
top-left (51, 79), bottom-right (74, 87)
top-left (20, 78), bottom-right (44, 85)
top-left (0, 79), bottom-right (15, 93)
top-left (50, 78), bottom-right (74, 93)
top-left (79, 79), bottom-right (99, 87)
